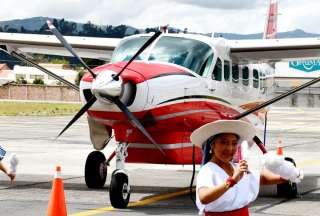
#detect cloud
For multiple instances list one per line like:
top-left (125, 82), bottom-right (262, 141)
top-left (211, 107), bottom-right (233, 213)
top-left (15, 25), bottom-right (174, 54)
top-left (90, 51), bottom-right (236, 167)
top-left (172, 0), bottom-right (265, 9)
top-left (1, 0), bottom-right (320, 34)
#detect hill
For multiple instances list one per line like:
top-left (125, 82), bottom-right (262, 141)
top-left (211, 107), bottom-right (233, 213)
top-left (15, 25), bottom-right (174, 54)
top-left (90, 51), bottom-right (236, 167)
top-left (1, 17), bottom-right (319, 39)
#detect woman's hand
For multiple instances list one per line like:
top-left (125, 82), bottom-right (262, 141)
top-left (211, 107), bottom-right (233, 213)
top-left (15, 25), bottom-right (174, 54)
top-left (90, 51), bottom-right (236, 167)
top-left (232, 160), bottom-right (249, 183)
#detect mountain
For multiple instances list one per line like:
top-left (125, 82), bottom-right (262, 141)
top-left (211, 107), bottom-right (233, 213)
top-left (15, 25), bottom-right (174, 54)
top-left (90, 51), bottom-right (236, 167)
top-left (0, 17), bottom-right (142, 38)
top-left (0, 17), bottom-right (52, 32)
top-left (214, 29), bottom-right (320, 39)
top-left (1, 17), bottom-right (320, 39)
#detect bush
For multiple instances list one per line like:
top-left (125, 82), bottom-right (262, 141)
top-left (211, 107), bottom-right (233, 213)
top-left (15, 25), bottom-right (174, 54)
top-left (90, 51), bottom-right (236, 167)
top-left (33, 78), bottom-right (44, 85)
top-left (16, 78), bottom-right (28, 84)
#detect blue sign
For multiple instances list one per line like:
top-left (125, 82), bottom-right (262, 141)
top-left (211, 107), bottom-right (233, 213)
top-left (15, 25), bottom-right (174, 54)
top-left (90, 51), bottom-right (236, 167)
top-left (289, 59), bottom-right (320, 72)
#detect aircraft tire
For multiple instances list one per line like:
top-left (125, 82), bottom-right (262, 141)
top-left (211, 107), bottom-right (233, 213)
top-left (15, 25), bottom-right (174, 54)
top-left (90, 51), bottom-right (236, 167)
top-left (110, 170), bottom-right (130, 208)
top-left (277, 157), bottom-right (298, 198)
top-left (85, 151), bottom-right (107, 189)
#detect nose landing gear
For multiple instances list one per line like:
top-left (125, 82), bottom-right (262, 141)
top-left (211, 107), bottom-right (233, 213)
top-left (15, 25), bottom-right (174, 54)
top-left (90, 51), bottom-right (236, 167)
top-left (110, 170), bottom-right (131, 208)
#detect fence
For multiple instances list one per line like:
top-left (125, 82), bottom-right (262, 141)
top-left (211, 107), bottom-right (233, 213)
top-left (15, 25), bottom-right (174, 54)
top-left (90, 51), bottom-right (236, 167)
top-left (0, 84), bottom-right (80, 102)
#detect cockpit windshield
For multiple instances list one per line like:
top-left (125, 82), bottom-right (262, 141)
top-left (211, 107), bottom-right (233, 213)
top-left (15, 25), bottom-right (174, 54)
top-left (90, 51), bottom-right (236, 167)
top-left (111, 36), bottom-right (151, 63)
top-left (111, 35), bottom-right (214, 76)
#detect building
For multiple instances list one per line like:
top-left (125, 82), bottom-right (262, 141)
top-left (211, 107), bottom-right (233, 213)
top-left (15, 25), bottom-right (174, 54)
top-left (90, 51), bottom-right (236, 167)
top-left (13, 64), bottom-right (78, 85)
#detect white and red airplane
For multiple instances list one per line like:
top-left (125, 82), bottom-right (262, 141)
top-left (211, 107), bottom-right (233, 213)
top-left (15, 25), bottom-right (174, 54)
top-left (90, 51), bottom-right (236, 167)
top-left (1, 0), bottom-right (320, 208)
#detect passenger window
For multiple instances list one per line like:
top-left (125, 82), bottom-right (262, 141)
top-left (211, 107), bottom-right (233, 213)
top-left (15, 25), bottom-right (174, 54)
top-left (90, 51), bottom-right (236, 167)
top-left (253, 69), bottom-right (259, 88)
top-left (212, 58), bottom-right (222, 81)
top-left (232, 64), bottom-right (239, 83)
top-left (242, 66), bottom-right (249, 86)
top-left (224, 60), bottom-right (230, 81)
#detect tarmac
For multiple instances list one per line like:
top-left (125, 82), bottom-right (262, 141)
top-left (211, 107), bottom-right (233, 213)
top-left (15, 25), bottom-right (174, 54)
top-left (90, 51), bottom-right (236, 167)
top-left (0, 106), bottom-right (320, 215)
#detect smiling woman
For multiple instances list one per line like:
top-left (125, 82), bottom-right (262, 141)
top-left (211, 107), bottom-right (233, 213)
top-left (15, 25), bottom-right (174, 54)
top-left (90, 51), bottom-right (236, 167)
top-left (190, 120), bottom-right (293, 216)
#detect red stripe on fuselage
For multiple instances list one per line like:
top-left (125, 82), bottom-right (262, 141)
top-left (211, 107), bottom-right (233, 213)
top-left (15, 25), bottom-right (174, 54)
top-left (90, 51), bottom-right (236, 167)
top-left (87, 100), bottom-right (240, 132)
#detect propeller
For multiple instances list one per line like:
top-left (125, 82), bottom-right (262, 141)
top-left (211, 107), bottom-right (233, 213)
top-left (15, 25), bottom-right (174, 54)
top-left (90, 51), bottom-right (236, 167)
top-left (47, 20), bottom-right (97, 79)
top-left (48, 21), bottom-right (164, 154)
top-left (233, 73), bottom-right (320, 151)
top-left (234, 74), bottom-right (320, 120)
top-left (0, 49), bottom-right (79, 91)
top-left (57, 96), bottom-right (97, 138)
top-left (105, 95), bottom-right (165, 155)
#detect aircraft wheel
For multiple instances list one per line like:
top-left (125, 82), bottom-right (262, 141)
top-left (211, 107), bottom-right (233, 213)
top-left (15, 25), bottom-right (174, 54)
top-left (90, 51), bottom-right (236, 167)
top-left (85, 151), bottom-right (107, 188)
top-left (277, 157), bottom-right (298, 198)
top-left (109, 170), bottom-right (130, 208)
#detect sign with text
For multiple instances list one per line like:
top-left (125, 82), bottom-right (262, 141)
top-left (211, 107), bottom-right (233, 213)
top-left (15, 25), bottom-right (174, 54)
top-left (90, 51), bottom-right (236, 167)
top-left (289, 59), bottom-right (320, 72)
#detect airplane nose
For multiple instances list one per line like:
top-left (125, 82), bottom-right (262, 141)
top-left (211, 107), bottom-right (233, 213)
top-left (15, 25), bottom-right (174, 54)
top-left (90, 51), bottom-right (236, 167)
top-left (91, 70), bottom-right (123, 98)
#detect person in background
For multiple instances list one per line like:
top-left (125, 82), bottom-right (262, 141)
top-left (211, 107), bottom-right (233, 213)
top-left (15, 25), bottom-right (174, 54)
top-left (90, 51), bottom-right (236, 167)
top-left (190, 120), bottom-right (302, 216)
top-left (0, 145), bottom-right (15, 183)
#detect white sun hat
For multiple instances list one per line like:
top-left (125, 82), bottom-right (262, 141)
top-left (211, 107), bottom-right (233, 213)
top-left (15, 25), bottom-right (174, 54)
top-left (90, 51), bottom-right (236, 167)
top-left (190, 120), bottom-right (256, 147)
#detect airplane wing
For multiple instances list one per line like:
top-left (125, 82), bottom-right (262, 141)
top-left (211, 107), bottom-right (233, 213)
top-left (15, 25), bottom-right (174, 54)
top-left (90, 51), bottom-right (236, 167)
top-left (0, 32), bottom-right (121, 61)
top-left (229, 37), bottom-right (320, 64)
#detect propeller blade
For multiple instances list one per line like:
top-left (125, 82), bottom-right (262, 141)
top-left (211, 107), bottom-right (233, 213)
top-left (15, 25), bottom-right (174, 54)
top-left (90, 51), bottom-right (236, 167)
top-left (234, 74), bottom-right (320, 120)
top-left (57, 96), bottom-right (97, 138)
top-left (1, 49), bottom-right (79, 91)
top-left (105, 95), bottom-right (165, 156)
top-left (47, 20), bottom-right (97, 79)
top-left (112, 31), bottom-right (162, 81)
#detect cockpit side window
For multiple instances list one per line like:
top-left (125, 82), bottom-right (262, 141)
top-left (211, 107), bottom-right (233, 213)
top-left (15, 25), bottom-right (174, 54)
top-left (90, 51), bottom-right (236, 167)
top-left (199, 53), bottom-right (214, 77)
top-left (212, 58), bottom-right (222, 81)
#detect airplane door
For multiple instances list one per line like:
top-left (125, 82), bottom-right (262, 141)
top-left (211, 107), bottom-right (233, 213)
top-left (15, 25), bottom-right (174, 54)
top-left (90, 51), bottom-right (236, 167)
top-left (222, 60), bottom-right (232, 97)
top-left (209, 57), bottom-right (224, 96)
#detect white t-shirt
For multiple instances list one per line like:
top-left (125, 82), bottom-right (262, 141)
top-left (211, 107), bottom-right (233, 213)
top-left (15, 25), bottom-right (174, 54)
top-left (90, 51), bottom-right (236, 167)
top-left (196, 162), bottom-right (260, 214)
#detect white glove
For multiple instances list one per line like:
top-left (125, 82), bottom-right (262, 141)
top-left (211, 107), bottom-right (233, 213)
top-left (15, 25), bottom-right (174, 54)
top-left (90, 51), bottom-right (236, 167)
top-left (262, 153), bottom-right (303, 183)
top-left (278, 161), bottom-right (303, 183)
top-left (8, 154), bottom-right (18, 174)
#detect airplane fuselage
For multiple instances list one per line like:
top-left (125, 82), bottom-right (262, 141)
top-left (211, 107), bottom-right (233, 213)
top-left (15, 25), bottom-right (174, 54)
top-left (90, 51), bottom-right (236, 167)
top-left (79, 33), bottom-right (273, 164)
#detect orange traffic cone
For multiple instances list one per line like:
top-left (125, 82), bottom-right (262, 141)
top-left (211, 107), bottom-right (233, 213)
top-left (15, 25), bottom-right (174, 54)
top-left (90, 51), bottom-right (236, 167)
top-left (276, 140), bottom-right (283, 156)
top-left (47, 166), bottom-right (67, 216)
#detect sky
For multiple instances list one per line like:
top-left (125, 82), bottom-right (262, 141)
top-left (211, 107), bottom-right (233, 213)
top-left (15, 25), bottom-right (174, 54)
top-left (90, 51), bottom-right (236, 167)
top-left (1, 0), bottom-right (319, 34)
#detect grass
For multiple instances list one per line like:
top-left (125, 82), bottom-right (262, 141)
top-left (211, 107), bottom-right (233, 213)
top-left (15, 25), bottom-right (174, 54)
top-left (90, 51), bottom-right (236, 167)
top-left (0, 101), bottom-right (81, 116)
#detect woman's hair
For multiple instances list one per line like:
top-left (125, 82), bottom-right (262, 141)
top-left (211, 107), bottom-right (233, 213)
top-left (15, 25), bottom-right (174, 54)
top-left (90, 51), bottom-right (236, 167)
top-left (201, 133), bottom-right (240, 165)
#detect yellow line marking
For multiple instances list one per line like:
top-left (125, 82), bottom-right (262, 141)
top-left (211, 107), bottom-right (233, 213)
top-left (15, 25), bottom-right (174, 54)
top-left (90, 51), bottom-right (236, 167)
top-left (69, 159), bottom-right (320, 216)
top-left (69, 187), bottom-right (195, 216)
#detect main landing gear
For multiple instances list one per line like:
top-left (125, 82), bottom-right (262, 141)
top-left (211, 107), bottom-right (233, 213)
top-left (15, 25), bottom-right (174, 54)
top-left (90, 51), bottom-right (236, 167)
top-left (85, 151), bottom-right (108, 188)
top-left (84, 142), bottom-right (131, 208)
